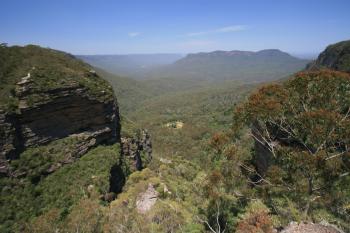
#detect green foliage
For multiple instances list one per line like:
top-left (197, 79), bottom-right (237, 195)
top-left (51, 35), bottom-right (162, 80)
top-left (205, 196), bottom-right (241, 233)
top-left (96, 62), bottom-right (259, 232)
top-left (10, 136), bottom-right (83, 182)
top-left (0, 140), bottom-right (122, 233)
top-left (0, 45), bottom-right (114, 112)
top-left (227, 70), bottom-right (350, 231)
top-left (236, 200), bottom-right (274, 233)
top-left (38, 144), bottom-right (121, 209)
top-left (194, 70), bottom-right (350, 232)
top-left (3, 42), bottom-right (350, 232)
top-left (149, 201), bottom-right (186, 233)
top-left (28, 198), bottom-right (104, 233)
top-left (104, 156), bottom-right (208, 233)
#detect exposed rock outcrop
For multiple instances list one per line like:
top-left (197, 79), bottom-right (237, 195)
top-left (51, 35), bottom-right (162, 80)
top-left (0, 88), bottom-right (120, 177)
top-left (306, 39), bottom-right (350, 72)
top-left (136, 183), bottom-right (159, 214)
top-left (280, 222), bottom-right (344, 233)
top-left (0, 45), bottom-right (121, 176)
top-left (121, 129), bottom-right (152, 171)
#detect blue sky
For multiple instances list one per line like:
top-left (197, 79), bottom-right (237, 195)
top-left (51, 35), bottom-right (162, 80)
top-left (1, 0), bottom-right (350, 56)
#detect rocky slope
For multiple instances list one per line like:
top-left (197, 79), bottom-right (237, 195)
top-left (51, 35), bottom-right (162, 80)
top-left (0, 45), bottom-right (120, 176)
top-left (307, 39), bottom-right (350, 72)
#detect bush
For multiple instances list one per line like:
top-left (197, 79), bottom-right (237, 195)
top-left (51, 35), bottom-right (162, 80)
top-left (236, 200), bottom-right (274, 233)
top-left (0, 140), bottom-right (122, 233)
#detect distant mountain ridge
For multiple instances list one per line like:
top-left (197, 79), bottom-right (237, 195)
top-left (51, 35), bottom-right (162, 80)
top-left (185, 49), bottom-right (288, 57)
top-left (144, 49), bottom-right (309, 82)
top-left (78, 49), bottom-right (309, 82)
top-left (77, 54), bottom-right (184, 78)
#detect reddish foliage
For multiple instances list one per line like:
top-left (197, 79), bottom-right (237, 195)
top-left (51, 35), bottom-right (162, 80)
top-left (236, 210), bottom-right (274, 233)
top-left (209, 170), bottom-right (223, 184)
top-left (210, 132), bottom-right (229, 153)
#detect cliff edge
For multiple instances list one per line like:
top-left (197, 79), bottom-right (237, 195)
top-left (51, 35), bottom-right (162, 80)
top-left (0, 45), bottom-right (121, 176)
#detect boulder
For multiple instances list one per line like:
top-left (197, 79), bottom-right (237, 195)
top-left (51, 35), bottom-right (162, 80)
top-left (136, 183), bottom-right (159, 214)
top-left (280, 222), bottom-right (344, 233)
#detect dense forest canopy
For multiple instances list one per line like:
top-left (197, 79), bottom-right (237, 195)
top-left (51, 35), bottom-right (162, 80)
top-left (204, 70), bottom-right (350, 232)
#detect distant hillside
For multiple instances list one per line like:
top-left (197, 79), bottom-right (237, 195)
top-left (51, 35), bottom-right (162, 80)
top-left (95, 67), bottom-right (214, 114)
top-left (306, 39), bottom-right (350, 72)
top-left (77, 54), bottom-right (183, 78)
top-left (145, 49), bottom-right (309, 82)
top-left (93, 67), bottom-right (155, 114)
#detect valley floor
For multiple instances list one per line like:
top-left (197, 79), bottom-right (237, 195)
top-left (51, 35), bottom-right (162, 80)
top-left (111, 80), bottom-right (256, 232)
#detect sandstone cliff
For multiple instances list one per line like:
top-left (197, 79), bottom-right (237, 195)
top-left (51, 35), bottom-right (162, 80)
top-left (0, 45), bottom-right (121, 176)
top-left (0, 45), bottom-right (155, 232)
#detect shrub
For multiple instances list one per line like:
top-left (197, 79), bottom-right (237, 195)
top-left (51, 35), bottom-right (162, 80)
top-left (236, 200), bottom-right (274, 233)
top-left (231, 70), bottom-right (350, 226)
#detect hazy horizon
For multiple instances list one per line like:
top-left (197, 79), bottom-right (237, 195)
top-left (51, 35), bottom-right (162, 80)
top-left (74, 50), bottom-right (317, 60)
top-left (0, 43), bottom-right (319, 60)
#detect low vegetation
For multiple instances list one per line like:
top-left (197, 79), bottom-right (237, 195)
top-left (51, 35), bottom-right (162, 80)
top-left (89, 65), bottom-right (349, 232)
top-left (202, 70), bottom-right (350, 232)
top-left (0, 44), bottom-right (114, 112)
top-left (0, 139), bottom-right (123, 233)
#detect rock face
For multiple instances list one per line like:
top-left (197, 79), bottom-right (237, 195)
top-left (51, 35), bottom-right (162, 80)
top-left (306, 40), bottom-right (350, 72)
top-left (121, 129), bottom-right (152, 171)
top-left (20, 86), bottom-right (118, 146)
top-left (0, 85), bottom-right (120, 176)
top-left (280, 222), bottom-right (344, 233)
top-left (136, 183), bottom-right (159, 214)
top-left (0, 45), bottom-right (121, 176)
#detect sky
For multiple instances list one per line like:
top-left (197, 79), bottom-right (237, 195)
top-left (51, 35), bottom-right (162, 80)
top-left (1, 0), bottom-right (350, 56)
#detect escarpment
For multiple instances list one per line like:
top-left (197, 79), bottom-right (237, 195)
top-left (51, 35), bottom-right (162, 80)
top-left (15, 78), bottom-right (119, 147)
top-left (0, 45), bottom-right (138, 232)
top-left (306, 39), bottom-right (350, 72)
top-left (0, 45), bottom-right (121, 176)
